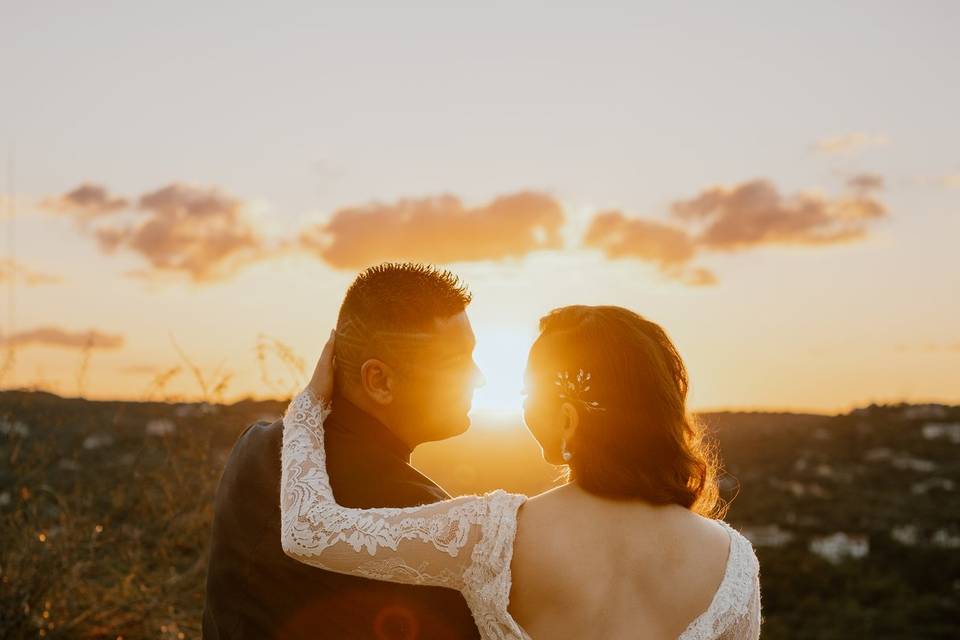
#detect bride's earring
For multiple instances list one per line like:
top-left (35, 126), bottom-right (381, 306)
top-left (561, 439), bottom-right (572, 463)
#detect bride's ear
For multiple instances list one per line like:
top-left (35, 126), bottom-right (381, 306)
top-left (360, 358), bottom-right (394, 405)
top-left (559, 401), bottom-right (579, 443)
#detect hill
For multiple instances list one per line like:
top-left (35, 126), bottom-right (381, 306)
top-left (1, 391), bottom-right (957, 638)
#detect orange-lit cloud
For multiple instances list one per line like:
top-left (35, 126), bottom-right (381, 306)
top-left (46, 182), bottom-right (279, 283)
top-left (583, 211), bottom-right (716, 286)
top-left (671, 179), bottom-right (887, 251)
top-left (297, 191), bottom-right (564, 269)
top-left (0, 326), bottom-right (124, 350)
top-left (584, 178), bottom-right (887, 284)
top-left (814, 132), bottom-right (889, 154)
top-left (847, 173), bottom-right (885, 193)
top-left (40, 183), bottom-right (129, 221)
top-left (0, 259), bottom-right (62, 285)
top-left (96, 183), bottom-right (275, 282)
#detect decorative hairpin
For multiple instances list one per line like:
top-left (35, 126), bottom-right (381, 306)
top-left (555, 369), bottom-right (605, 412)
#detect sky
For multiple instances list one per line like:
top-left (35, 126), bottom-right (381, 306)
top-left (1, 1), bottom-right (958, 415)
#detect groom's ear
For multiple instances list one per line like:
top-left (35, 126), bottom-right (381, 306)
top-left (359, 358), bottom-right (395, 405)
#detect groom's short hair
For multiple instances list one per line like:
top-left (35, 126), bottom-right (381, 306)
top-left (334, 262), bottom-right (472, 390)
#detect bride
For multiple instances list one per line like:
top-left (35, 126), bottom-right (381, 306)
top-left (279, 305), bottom-right (761, 639)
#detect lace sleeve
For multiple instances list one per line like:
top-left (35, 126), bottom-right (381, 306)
top-left (279, 387), bottom-right (524, 592)
top-left (716, 571), bottom-right (761, 640)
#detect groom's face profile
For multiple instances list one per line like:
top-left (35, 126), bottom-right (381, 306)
top-left (388, 310), bottom-right (482, 442)
top-left (343, 309), bottom-right (482, 446)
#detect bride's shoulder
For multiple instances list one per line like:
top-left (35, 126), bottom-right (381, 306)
top-left (708, 518), bottom-right (761, 577)
top-left (711, 519), bottom-right (758, 550)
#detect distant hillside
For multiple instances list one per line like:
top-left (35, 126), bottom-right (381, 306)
top-left (1, 391), bottom-right (957, 638)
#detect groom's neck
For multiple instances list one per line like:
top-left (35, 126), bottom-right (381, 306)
top-left (340, 386), bottom-right (425, 453)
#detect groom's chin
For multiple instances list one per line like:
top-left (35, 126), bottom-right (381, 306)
top-left (419, 413), bottom-right (471, 443)
top-left (450, 413), bottom-right (472, 436)
top-left (444, 413), bottom-right (472, 438)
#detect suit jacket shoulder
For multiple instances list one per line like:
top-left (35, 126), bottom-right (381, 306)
top-left (203, 416), bottom-right (480, 640)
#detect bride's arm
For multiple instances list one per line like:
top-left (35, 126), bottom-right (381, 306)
top-left (279, 385), bottom-right (521, 590)
top-left (716, 556), bottom-right (762, 639)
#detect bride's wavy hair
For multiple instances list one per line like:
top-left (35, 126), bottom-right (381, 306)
top-left (529, 305), bottom-right (728, 519)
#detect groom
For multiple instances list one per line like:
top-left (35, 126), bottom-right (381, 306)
top-left (203, 263), bottom-right (484, 639)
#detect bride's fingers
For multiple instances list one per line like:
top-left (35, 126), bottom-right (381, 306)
top-left (309, 329), bottom-right (337, 402)
top-left (320, 329), bottom-right (335, 366)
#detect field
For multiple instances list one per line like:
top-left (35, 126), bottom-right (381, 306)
top-left (1, 390), bottom-right (958, 639)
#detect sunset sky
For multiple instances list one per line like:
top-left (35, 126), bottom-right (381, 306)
top-left (1, 2), bottom-right (958, 415)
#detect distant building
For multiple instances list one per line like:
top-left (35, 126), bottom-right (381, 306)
top-left (891, 456), bottom-right (937, 472)
top-left (0, 419), bottom-right (30, 437)
top-left (922, 422), bottom-right (960, 444)
top-left (864, 447), bottom-right (892, 462)
top-left (911, 477), bottom-right (956, 495)
top-left (741, 524), bottom-right (795, 547)
top-left (145, 419), bottom-right (177, 436)
top-left (82, 433), bottom-right (115, 450)
top-left (931, 529), bottom-right (960, 549)
top-left (810, 532), bottom-right (869, 563)
top-left (900, 404), bottom-right (948, 420)
top-left (770, 477), bottom-right (830, 498)
top-left (891, 525), bottom-right (918, 546)
top-left (174, 402), bottom-right (218, 417)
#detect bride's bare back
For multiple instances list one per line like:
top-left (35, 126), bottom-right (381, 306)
top-left (509, 483), bottom-right (732, 640)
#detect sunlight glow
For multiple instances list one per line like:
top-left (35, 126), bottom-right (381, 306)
top-left (469, 326), bottom-right (535, 419)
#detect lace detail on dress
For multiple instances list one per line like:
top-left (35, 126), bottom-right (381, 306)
top-left (353, 556), bottom-right (463, 586)
top-left (279, 387), bottom-right (529, 637)
top-left (677, 520), bottom-right (762, 640)
top-left (463, 490), bottom-right (528, 639)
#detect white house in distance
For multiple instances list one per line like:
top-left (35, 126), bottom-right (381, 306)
top-left (741, 524), bottom-right (795, 547)
top-left (145, 418), bottom-right (177, 437)
top-left (922, 422), bottom-right (960, 444)
top-left (809, 532), bottom-right (870, 564)
top-left (900, 404), bottom-right (949, 420)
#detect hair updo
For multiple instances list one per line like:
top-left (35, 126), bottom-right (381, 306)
top-left (528, 305), bottom-right (726, 518)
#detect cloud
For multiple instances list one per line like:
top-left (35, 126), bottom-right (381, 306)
top-left (583, 178), bottom-right (888, 285)
top-left (69, 182), bottom-right (278, 283)
top-left (0, 259), bottom-right (62, 285)
top-left (40, 183), bottom-right (129, 221)
top-left (847, 173), bottom-right (885, 193)
top-left (297, 191), bottom-right (565, 269)
top-left (583, 211), bottom-right (716, 286)
top-left (814, 132), bottom-right (889, 154)
top-left (670, 179), bottom-right (887, 251)
top-left (0, 326), bottom-right (124, 350)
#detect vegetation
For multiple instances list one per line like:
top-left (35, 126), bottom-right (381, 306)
top-left (1, 389), bottom-right (957, 638)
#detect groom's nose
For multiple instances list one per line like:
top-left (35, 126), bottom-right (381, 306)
top-left (471, 361), bottom-right (486, 389)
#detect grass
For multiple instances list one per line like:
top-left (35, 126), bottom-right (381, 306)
top-left (0, 334), bottom-right (303, 638)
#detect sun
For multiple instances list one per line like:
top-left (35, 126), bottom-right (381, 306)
top-left (469, 326), bottom-right (535, 418)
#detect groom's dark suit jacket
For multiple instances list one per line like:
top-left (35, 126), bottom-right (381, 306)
top-left (202, 391), bottom-right (480, 639)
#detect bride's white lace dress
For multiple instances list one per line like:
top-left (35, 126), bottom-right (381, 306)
top-left (279, 388), bottom-right (762, 639)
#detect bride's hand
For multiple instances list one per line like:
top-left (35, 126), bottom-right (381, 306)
top-left (307, 329), bottom-right (336, 405)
